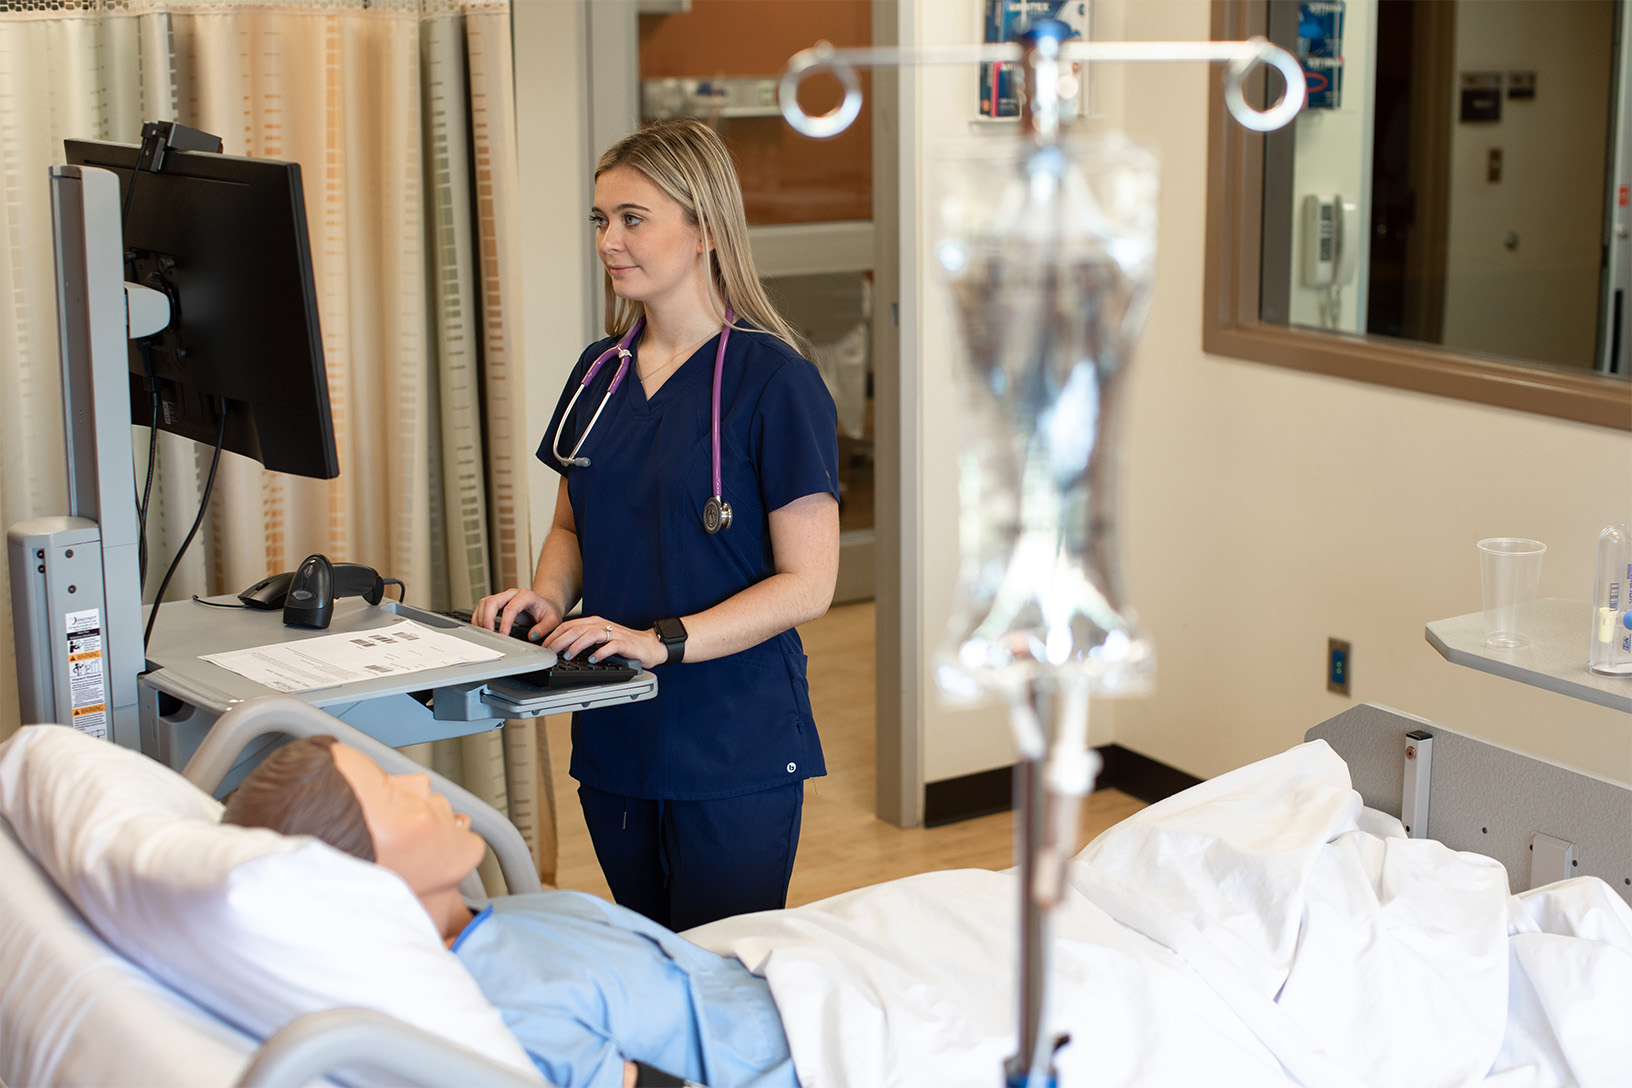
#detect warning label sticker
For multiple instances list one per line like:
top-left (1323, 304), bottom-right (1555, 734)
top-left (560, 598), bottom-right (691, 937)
top-left (65, 608), bottom-right (107, 741)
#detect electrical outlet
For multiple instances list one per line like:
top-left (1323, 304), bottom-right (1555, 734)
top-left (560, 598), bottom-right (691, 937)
top-left (1327, 638), bottom-right (1351, 695)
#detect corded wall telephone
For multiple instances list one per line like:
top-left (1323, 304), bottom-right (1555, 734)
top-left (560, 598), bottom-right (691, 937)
top-left (1301, 193), bottom-right (1360, 288)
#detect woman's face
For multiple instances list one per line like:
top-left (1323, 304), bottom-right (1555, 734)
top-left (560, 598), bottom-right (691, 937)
top-left (592, 165), bottom-right (710, 310)
top-left (330, 743), bottom-right (486, 896)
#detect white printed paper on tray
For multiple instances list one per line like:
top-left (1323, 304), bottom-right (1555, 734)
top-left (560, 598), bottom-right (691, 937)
top-left (199, 619), bottom-right (503, 693)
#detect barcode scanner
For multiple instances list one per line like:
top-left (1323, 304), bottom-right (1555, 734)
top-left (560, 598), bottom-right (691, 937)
top-left (282, 553), bottom-right (335, 628)
top-left (237, 553), bottom-right (386, 629)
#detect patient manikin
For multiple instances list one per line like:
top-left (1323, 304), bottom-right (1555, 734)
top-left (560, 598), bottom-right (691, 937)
top-left (222, 738), bottom-right (796, 1088)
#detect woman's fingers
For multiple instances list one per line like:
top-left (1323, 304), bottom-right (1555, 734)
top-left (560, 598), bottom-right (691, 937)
top-left (546, 617), bottom-right (618, 660)
top-left (472, 588), bottom-right (518, 630)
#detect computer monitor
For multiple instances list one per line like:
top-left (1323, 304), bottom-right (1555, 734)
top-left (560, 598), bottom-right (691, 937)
top-left (63, 139), bottom-right (338, 480)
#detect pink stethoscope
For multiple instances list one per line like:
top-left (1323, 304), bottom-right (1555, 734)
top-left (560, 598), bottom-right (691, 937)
top-left (551, 308), bottom-right (734, 533)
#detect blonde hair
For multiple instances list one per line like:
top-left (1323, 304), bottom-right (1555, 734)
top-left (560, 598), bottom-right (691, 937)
top-left (595, 118), bottom-right (809, 358)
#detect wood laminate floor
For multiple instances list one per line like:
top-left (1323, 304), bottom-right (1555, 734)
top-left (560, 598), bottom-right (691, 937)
top-left (545, 601), bottom-right (1146, 907)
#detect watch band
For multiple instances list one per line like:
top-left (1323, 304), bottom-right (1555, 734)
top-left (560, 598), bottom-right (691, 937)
top-left (653, 616), bottom-right (687, 664)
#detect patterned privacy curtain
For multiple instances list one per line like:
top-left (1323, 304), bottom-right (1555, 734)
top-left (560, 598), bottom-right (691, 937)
top-left (0, 0), bottom-right (557, 885)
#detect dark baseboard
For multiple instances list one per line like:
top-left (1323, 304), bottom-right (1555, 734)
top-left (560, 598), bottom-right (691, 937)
top-left (1094, 743), bottom-right (1205, 805)
top-left (922, 765), bottom-right (1013, 828)
top-left (921, 743), bottom-right (1203, 828)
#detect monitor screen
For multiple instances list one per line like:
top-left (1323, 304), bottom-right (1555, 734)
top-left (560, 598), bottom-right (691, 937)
top-left (63, 139), bottom-right (338, 480)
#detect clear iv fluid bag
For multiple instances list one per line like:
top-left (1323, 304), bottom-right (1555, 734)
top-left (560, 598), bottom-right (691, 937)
top-left (1589, 523), bottom-right (1632, 676)
top-left (935, 138), bottom-right (1158, 696)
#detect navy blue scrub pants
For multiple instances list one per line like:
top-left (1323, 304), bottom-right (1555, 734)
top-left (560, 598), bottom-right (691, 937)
top-left (578, 780), bottom-right (804, 931)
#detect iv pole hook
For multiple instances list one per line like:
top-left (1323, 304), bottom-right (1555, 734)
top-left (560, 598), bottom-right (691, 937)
top-left (778, 36), bottom-right (1306, 138)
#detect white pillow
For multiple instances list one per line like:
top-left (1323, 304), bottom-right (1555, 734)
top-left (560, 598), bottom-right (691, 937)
top-left (0, 724), bottom-right (534, 1081)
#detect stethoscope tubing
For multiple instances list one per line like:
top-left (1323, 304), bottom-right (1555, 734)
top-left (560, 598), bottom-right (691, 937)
top-left (553, 308), bottom-right (734, 531)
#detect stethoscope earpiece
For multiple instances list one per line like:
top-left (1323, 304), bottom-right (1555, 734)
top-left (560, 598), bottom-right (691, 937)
top-left (553, 310), bottom-right (736, 534)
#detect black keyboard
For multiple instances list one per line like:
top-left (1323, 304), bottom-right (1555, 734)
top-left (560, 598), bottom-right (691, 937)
top-left (440, 608), bottom-right (537, 642)
top-left (507, 657), bottom-right (638, 688)
top-left (439, 609), bottom-right (638, 688)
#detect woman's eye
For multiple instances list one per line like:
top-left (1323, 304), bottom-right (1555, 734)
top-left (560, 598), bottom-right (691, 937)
top-left (588, 214), bottom-right (605, 228)
top-left (623, 214), bottom-right (642, 228)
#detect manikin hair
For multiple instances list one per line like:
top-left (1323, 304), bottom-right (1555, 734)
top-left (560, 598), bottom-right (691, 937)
top-left (222, 735), bottom-right (375, 862)
top-left (596, 117), bottom-right (810, 358)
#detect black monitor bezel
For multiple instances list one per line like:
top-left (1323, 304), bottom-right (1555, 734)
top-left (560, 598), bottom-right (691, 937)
top-left (63, 138), bottom-right (339, 481)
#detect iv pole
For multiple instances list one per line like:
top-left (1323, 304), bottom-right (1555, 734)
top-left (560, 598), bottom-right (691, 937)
top-left (778, 24), bottom-right (1304, 1088)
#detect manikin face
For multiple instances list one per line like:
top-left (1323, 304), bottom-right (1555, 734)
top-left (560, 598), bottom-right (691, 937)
top-left (591, 165), bottom-right (711, 310)
top-left (330, 743), bottom-right (486, 897)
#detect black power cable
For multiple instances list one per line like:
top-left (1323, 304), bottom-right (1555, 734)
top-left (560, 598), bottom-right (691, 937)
top-left (143, 398), bottom-right (229, 650)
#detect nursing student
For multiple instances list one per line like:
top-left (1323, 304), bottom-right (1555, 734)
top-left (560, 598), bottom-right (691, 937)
top-left (474, 118), bottom-right (840, 931)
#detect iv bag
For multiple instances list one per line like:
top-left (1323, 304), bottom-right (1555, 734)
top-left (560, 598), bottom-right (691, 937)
top-left (934, 135), bottom-right (1158, 697)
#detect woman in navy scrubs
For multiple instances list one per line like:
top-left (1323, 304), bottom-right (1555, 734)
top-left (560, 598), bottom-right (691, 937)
top-left (474, 119), bottom-right (840, 931)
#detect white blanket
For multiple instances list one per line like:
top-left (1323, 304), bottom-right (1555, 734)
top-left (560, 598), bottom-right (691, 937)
top-left (688, 741), bottom-right (1632, 1088)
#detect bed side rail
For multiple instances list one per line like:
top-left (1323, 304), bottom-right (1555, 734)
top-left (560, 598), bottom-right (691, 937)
top-left (184, 695), bottom-right (543, 896)
top-left (1308, 702), bottom-right (1632, 906)
top-left (237, 1007), bottom-right (551, 1088)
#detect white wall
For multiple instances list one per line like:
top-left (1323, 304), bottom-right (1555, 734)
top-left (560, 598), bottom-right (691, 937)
top-left (909, 0), bottom-right (1632, 790)
top-left (512, 0), bottom-right (593, 556)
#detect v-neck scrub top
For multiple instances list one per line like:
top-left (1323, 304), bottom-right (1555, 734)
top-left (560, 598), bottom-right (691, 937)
top-left (540, 324), bottom-right (839, 801)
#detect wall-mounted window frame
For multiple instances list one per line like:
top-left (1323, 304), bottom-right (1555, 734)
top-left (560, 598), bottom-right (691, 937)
top-left (1203, 0), bottom-right (1632, 432)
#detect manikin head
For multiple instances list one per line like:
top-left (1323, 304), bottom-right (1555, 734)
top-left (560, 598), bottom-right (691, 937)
top-left (223, 736), bottom-right (486, 939)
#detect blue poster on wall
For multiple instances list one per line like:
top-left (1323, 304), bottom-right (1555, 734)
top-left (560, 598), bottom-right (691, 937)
top-left (1297, 0), bottom-right (1345, 110)
top-left (980, 0), bottom-right (1092, 119)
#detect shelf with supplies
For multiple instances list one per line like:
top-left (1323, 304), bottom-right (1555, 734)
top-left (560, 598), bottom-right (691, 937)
top-left (1425, 598), bottom-right (1632, 714)
top-left (640, 76), bottom-right (782, 122)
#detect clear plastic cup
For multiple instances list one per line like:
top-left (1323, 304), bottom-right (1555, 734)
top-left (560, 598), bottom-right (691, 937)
top-left (1477, 538), bottom-right (1546, 649)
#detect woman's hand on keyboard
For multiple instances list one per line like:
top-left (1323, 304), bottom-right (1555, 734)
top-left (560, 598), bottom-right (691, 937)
top-left (472, 588), bottom-right (561, 644)
top-left (545, 616), bottom-right (666, 669)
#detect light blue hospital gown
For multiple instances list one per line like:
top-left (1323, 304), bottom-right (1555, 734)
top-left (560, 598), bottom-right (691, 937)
top-left (451, 891), bottom-right (798, 1088)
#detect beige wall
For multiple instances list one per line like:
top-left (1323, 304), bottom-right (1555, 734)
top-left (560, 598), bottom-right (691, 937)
top-left (1115, 0), bottom-right (1631, 785)
top-left (911, 0), bottom-right (1632, 789)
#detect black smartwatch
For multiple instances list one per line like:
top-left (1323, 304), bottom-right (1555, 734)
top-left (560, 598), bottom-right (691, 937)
top-left (653, 616), bottom-right (687, 664)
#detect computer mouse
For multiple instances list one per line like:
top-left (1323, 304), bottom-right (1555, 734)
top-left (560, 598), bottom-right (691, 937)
top-left (238, 570), bottom-right (295, 609)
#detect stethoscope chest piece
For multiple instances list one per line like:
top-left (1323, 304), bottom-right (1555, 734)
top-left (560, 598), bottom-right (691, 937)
top-left (703, 495), bottom-right (733, 534)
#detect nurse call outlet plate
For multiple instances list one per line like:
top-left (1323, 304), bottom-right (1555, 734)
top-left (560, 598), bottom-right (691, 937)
top-left (1328, 638), bottom-right (1351, 695)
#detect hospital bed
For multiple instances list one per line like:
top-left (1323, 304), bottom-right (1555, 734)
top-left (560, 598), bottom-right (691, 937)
top-left (3, 696), bottom-right (1629, 1088)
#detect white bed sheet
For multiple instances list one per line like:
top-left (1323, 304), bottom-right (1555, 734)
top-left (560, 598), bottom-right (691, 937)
top-left (7, 734), bottom-right (1628, 1088)
top-left (688, 740), bottom-right (1632, 1088)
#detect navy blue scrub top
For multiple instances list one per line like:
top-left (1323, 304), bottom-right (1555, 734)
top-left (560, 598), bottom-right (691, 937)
top-left (539, 323), bottom-right (839, 801)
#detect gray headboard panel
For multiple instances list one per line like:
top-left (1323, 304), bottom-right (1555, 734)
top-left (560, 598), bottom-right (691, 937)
top-left (1308, 703), bottom-right (1632, 907)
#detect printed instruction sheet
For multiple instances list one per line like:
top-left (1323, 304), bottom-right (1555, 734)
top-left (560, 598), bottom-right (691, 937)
top-left (199, 619), bottom-right (504, 693)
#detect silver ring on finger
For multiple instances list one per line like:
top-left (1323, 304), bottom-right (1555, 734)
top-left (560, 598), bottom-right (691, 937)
top-left (604, 624), bottom-right (612, 640)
